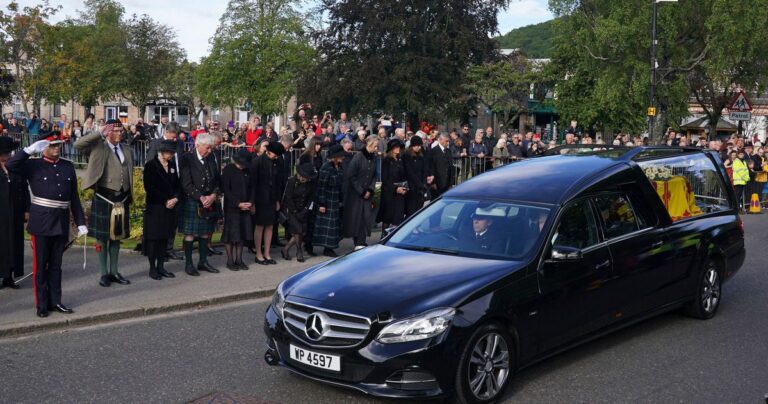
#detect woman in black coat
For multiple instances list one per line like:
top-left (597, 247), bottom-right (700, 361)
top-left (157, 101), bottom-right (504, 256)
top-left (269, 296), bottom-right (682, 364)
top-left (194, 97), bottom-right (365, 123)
top-left (402, 136), bottom-right (428, 217)
top-left (342, 136), bottom-right (379, 248)
top-left (376, 139), bottom-right (407, 237)
top-left (251, 141), bottom-right (285, 265)
top-left (299, 137), bottom-right (323, 254)
top-left (143, 140), bottom-right (181, 280)
top-left (221, 150), bottom-right (253, 270)
top-left (280, 163), bottom-right (317, 262)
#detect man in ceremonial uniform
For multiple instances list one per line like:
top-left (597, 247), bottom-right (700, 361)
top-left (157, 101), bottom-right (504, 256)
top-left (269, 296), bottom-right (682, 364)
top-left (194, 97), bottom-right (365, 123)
top-left (75, 119), bottom-right (133, 287)
top-left (6, 135), bottom-right (87, 317)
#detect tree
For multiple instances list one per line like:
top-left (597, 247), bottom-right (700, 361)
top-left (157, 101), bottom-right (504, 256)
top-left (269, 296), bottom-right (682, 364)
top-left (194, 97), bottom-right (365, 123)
top-left (0, 1), bottom-right (60, 116)
top-left (196, 0), bottom-right (315, 116)
top-left (547, 0), bottom-right (768, 139)
top-left (121, 13), bottom-right (184, 111)
top-left (463, 51), bottom-right (537, 131)
top-left (166, 59), bottom-right (203, 129)
top-left (298, 0), bottom-right (509, 123)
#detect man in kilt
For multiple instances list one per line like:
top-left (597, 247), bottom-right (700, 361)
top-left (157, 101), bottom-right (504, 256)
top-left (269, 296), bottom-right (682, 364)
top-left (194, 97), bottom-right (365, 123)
top-left (75, 119), bottom-right (133, 287)
top-left (179, 133), bottom-right (221, 276)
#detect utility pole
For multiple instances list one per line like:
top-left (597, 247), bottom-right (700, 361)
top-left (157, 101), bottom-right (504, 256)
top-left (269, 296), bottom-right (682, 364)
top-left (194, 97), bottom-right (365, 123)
top-left (648, 0), bottom-right (658, 144)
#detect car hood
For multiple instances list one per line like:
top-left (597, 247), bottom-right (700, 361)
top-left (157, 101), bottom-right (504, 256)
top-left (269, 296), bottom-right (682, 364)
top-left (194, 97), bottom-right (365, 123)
top-left (285, 244), bottom-right (521, 318)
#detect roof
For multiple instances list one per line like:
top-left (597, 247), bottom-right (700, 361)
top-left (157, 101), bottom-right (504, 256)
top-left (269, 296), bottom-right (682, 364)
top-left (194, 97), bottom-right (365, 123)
top-left (680, 116), bottom-right (738, 131)
top-left (444, 154), bottom-right (624, 204)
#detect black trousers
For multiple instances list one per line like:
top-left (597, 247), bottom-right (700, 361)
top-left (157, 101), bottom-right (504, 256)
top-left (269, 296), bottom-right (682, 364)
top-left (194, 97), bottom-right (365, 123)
top-left (11, 209), bottom-right (25, 277)
top-left (31, 234), bottom-right (66, 310)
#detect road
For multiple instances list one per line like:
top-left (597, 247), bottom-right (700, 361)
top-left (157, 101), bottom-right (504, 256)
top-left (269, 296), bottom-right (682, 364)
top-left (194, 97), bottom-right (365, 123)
top-left (2, 214), bottom-right (768, 403)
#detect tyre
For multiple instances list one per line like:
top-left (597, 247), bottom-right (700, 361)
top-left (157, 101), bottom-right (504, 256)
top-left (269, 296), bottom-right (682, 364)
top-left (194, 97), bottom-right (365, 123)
top-left (683, 260), bottom-right (722, 319)
top-left (453, 323), bottom-right (515, 404)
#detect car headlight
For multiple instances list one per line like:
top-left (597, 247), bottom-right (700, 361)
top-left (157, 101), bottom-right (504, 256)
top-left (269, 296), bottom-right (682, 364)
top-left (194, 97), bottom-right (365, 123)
top-left (376, 308), bottom-right (455, 344)
top-left (271, 284), bottom-right (285, 320)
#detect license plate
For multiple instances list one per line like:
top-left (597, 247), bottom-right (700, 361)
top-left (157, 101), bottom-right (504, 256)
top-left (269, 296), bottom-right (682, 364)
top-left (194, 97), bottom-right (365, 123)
top-left (289, 344), bottom-right (341, 372)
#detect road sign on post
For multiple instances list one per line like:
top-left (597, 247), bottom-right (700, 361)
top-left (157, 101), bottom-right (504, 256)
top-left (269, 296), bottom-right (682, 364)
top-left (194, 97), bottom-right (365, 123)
top-left (728, 91), bottom-right (752, 122)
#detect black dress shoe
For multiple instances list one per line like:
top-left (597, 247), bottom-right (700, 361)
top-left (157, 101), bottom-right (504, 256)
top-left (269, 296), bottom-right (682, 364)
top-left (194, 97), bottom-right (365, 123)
top-left (255, 258), bottom-right (269, 265)
top-left (158, 268), bottom-right (175, 278)
top-left (52, 304), bottom-right (74, 314)
top-left (207, 246), bottom-right (223, 256)
top-left (2, 279), bottom-right (20, 289)
top-left (226, 263), bottom-right (240, 271)
top-left (110, 273), bottom-right (131, 285)
top-left (185, 264), bottom-right (200, 276)
top-left (36, 308), bottom-right (49, 318)
top-left (323, 248), bottom-right (338, 258)
top-left (99, 275), bottom-right (111, 287)
top-left (149, 272), bottom-right (163, 280)
top-left (236, 262), bottom-right (249, 270)
top-left (166, 251), bottom-right (184, 261)
top-left (197, 262), bottom-right (220, 273)
top-left (266, 258), bottom-right (277, 265)
top-left (280, 248), bottom-right (292, 261)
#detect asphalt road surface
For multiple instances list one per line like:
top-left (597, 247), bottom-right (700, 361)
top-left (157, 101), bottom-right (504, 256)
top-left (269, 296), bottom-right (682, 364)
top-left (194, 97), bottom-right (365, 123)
top-left (2, 214), bottom-right (768, 403)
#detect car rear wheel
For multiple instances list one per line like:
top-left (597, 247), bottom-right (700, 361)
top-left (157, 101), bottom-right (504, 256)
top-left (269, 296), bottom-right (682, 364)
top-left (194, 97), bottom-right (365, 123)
top-left (684, 260), bottom-right (722, 319)
top-left (453, 324), bottom-right (514, 404)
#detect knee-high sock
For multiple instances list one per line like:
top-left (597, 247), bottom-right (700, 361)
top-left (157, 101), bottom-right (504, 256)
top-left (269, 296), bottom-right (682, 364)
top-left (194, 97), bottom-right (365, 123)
top-left (183, 240), bottom-right (194, 265)
top-left (109, 240), bottom-right (120, 275)
top-left (199, 238), bottom-right (209, 264)
top-left (98, 240), bottom-right (109, 276)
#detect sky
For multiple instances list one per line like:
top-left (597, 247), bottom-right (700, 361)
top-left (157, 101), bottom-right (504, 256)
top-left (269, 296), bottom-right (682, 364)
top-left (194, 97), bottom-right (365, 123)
top-left (15, 0), bottom-right (554, 63)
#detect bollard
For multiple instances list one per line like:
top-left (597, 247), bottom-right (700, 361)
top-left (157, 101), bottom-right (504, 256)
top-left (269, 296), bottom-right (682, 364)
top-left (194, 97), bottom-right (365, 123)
top-left (749, 193), bottom-right (762, 214)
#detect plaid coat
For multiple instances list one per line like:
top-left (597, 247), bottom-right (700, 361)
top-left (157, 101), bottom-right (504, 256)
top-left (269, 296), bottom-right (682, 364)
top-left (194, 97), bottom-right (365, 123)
top-left (312, 161), bottom-right (343, 249)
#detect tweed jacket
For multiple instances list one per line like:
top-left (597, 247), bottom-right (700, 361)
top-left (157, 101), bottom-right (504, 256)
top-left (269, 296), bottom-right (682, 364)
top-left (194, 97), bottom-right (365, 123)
top-left (74, 132), bottom-right (134, 195)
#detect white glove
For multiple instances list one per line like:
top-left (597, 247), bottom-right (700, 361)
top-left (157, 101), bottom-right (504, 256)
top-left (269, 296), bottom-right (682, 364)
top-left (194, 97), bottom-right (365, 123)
top-left (77, 226), bottom-right (88, 237)
top-left (23, 139), bottom-right (50, 154)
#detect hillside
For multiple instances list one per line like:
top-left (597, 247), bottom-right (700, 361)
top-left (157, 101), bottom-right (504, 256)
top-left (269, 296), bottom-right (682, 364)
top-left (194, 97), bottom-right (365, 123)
top-left (496, 20), bottom-right (554, 58)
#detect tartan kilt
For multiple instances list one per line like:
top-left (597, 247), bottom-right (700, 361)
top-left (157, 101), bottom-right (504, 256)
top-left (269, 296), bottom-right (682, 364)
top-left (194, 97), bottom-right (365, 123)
top-left (180, 199), bottom-right (215, 235)
top-left (89, 196), bottom-right (130, 241)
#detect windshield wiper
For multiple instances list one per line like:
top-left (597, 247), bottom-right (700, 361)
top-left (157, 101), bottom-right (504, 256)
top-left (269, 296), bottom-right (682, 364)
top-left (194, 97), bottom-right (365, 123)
top-left (396, 244), bottom-right (459, 256)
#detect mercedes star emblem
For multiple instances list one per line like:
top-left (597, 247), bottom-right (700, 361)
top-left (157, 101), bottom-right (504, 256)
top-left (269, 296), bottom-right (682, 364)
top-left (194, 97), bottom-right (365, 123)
top-left (305, 312), bottom-right (329, 341)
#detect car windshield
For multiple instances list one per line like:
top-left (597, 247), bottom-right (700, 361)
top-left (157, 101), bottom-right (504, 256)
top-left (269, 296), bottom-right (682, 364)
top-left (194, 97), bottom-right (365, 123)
top-left (386, 198), bottom-right (551, 260)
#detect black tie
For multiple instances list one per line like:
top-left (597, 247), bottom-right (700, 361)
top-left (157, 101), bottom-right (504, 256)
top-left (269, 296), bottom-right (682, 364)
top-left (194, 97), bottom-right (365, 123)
top-left (114, 145), bottom-right (122, 163)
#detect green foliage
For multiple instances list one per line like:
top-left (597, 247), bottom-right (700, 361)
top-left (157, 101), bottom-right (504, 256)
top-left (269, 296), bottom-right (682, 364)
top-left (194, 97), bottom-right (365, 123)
top-left (129, 168), bottom-right (145, 239)
top-left (298, 0), bottom-right (510, 121)
top-left (463, 52), bottom-right (537, 128)
top-left (496, 20), bottom-right (553, 58)
top-left (196, 0), bottom-right (315, 115)
top-left (547, 0), bottom-right (768, 137)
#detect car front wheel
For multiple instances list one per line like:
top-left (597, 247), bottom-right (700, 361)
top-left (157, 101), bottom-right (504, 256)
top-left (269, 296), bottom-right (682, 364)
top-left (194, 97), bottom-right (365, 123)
top-left (454, 324), bottom-right (514, 404)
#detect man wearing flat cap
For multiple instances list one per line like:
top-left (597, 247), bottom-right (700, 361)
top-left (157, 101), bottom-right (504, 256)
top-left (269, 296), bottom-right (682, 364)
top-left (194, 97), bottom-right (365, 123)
top-left (75, 119), bottom-right (134, 288)
top-left (7, 133), bottom-right (86, 317)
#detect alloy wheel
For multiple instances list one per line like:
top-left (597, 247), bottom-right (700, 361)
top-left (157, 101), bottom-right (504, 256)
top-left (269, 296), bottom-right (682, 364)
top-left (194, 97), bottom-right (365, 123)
top-left (467, 332), bottom-right (510, 401)
top-left (701, 265), bottom-right (720, 314)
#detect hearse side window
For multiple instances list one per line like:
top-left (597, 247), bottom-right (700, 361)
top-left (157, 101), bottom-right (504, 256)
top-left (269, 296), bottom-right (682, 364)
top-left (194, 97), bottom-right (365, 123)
top-left (594, 195), bottom-right (644, 239)
top-left (638, 154), bottom-right (731, 221)
top-left (551, 201), bottom-right (599, 250)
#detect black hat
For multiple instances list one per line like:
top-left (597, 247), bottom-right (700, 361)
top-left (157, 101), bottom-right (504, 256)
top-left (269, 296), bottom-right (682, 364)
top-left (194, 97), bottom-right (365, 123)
top-left (409, 135), bottom-right (423, 147)
top-left (232, 149), bottom-right (252, 165)
top-left (297, 162), bottom-right (318, 180)
top-left (327, 144), bottom-right (347, 159)
top-left (386, 139), bottom-right (404, 153)
top-left (158, 139), bottom-right (177, 153)
top-left (105, 118), bottom-right (122, 126)
top-left (266, 141), bottom-right (285, 156)
top-left (0, 136), bottom-right (18, 154)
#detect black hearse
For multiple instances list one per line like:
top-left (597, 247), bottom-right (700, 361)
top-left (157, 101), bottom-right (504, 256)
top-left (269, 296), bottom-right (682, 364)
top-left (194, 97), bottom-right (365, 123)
top-left (264, 147), bottom-right (745, 403)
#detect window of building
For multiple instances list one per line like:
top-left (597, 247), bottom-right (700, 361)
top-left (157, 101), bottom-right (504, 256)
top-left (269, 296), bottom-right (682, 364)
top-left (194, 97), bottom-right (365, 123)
top-left (105, 106), bottom-right (117, 121)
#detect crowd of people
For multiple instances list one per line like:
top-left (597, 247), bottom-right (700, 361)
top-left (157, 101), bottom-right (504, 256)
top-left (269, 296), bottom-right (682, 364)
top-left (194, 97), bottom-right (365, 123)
top-left (0, 108), bottom-right (766, 317)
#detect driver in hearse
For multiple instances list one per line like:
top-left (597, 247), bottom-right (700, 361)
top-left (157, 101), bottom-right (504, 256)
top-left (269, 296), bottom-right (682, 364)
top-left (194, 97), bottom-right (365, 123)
top-left (459, 206), bottom-right (506, 254)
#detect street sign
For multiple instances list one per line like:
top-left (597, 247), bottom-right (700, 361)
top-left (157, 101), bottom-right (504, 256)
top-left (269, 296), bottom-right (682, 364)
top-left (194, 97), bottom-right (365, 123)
top-left (647, 107), bottom-right (656, 117)
top-left (728, 91), bottom-right (752, 112)
top-left (729, 111), bottom-right (752, 121)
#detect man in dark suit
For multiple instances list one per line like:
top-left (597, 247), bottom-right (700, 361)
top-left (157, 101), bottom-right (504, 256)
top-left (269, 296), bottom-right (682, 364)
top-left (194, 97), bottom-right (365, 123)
top-left (428, 133), bottom-right (455, 199)
top-left (459, 207), bottom-right (505, 255)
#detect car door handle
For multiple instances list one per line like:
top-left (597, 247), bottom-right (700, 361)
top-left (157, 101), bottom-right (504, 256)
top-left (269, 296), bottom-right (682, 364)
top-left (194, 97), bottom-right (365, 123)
top-left (650, 241), bottom-right (664, 248)
top-left (594, 260), bottom-right (611, 271)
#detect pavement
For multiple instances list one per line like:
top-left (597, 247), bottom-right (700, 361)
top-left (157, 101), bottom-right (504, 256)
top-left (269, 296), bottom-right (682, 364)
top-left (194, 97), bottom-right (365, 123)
top-left (0, 235), bottom-right (377, 338)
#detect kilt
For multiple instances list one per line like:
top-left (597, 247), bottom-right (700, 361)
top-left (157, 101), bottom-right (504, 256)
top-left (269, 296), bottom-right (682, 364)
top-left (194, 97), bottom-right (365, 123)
top-left (180, 199), bottom-right (215, 236)
top-left (89, 194), bottom-right (130, 241)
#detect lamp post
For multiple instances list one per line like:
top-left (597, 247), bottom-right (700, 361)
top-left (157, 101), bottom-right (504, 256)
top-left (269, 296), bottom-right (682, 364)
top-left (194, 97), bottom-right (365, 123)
top-left (649, 0), bottom-right (677, 144)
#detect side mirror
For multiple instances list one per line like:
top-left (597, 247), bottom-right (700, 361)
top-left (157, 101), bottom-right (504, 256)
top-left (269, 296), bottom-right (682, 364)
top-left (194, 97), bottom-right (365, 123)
top-left (550, 246), bottom-right (582, 261)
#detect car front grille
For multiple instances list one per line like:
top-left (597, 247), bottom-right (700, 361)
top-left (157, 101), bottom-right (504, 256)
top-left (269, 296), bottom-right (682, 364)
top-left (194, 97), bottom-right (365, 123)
top-left (282, 300), bottom-right (371, 348)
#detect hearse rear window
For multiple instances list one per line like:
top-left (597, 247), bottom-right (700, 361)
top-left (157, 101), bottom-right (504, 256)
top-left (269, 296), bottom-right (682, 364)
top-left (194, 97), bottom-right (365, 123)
top-left (638, 154), bottom-right (730, 221)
